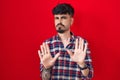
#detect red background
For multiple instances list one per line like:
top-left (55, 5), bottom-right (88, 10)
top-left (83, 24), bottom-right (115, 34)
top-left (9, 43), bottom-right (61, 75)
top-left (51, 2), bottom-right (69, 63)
top-left (0, 0), bottom-right (120, 80)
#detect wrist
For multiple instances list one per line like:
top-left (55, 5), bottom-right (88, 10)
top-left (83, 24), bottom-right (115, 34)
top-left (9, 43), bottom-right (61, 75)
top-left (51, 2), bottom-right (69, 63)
top-left (77, 62), bottom-right (85, 67)
top-left (44, 67), bottom-right (51, 72)
top-left (78, 62), bottom-right (88, 70)
top-left (43, 64), bottom-right (52, 69)
top-left (44, 65), bottom-right (52, 70)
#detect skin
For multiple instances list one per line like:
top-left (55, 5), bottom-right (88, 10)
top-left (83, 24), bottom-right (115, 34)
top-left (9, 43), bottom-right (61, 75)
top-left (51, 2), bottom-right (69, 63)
top-left (54, 14), bottom-right (73, 33)
top-left (38, 14), bottom-right (89, 79)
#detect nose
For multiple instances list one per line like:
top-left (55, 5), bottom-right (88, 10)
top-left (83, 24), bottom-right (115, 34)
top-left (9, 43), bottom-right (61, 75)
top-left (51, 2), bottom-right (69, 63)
top-left (58, 18), bottom-right (62, 23)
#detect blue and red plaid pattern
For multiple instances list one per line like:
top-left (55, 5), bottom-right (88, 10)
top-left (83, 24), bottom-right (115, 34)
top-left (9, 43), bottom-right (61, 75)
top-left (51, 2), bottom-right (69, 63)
top-left (40, 32), bottom-right (93, 80)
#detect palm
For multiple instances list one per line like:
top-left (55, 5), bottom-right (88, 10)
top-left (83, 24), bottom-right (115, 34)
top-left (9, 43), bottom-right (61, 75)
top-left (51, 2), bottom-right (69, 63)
top-left (38, 43), bottom-right (60, 68)
top-left (71, 48), bottom-right (86, 64)
top-left (67, 38), bottom-right (87, 64)
top-left (41, 52), bottom-right (54, 67)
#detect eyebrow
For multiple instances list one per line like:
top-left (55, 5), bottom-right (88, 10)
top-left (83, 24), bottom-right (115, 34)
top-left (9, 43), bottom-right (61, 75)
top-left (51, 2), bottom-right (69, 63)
top-left (54, 16), bottom-right (67, 19)
top-left (61, 16), bottom-right (67, 19)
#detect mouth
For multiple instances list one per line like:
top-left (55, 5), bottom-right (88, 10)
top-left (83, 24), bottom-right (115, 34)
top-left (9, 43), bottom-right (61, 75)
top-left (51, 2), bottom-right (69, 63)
top-left (56, 23), bottom-right (65, 28)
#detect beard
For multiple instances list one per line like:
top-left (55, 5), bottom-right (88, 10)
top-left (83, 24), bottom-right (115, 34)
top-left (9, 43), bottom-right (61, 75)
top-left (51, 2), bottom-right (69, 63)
top-left (57, 27), bottom-right (65, 33)
top-left (56, 23), bottom-right (66, 33)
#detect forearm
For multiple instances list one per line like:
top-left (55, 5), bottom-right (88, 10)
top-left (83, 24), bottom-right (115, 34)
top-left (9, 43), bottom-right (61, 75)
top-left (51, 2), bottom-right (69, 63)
top-left (81, 68), bottom-right (89, 76)
top-left (41, 68), bottom-right (51, 80)
top-left (78, 62), bottom-right (89, 76)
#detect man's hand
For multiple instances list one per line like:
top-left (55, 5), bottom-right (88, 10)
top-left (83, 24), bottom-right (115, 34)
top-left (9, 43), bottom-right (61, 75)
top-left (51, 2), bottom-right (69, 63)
top-left (67, 38), bottom-right (87, 66)
top-left (38, 43), bottom-right (60, 69)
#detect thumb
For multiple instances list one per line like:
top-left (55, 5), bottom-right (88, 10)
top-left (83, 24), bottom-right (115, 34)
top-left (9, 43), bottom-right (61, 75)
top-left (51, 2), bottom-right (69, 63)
top-left (66, 49), bottom-right (73, 57)
top-left (38, 50), bottom-right (42, 59)
top-left (53, 53), bottom-right (60, 61)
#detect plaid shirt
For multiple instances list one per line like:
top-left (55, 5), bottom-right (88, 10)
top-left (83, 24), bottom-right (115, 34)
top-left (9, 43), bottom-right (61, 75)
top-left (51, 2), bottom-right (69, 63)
top-left (40, 32), bottom-right (93, 80)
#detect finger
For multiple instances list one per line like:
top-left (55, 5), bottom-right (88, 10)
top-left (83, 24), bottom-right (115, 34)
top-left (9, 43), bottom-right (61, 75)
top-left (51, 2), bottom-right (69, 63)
top-left (78, 38), bottom-right (81, 49)
top-left (53, 53), bottom-right (60, 61)
top-left (40, 45), bottom-right (44, 55)
top-left (80, 38), bottom-right (84, 51)
top-left (66, 49), bottom-right (73, 57)
top-left (75, 39), bottom-right (78, 49)
top-left (43, 43), bottom-right (47, 55)
top-left (83, 43), bottom-right (88, 54)
top-left (38, 50), bottom-right (42, 59)
top-left (46, 43), bottom-right (50, 54)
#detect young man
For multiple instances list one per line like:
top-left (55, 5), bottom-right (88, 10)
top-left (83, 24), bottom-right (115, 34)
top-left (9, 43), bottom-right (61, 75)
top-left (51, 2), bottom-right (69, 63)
top-left (38, 3), bottom-right (93, 80)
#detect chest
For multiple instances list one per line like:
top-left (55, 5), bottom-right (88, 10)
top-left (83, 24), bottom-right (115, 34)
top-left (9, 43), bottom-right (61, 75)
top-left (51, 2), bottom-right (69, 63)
top-left (62, 40), bottom-right (70, 48)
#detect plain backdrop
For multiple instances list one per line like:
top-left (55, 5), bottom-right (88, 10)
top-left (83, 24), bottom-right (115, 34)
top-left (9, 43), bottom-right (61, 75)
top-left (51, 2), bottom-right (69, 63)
top-left (0, 0), bottom-right (120, 80)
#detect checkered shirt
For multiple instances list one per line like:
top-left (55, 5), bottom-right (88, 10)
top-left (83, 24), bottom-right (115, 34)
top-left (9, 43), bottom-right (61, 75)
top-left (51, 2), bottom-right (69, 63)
top-left (40, 32), bottom-right (93, 80)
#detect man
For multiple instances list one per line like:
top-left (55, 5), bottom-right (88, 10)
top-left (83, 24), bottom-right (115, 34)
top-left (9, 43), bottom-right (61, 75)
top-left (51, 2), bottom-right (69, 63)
top-left (38, 3), bottom-right (93, 80)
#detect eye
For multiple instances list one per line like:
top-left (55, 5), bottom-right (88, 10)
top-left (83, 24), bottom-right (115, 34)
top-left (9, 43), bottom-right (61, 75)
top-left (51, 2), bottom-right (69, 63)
top-left (55, 17), bottom-right (59, 19)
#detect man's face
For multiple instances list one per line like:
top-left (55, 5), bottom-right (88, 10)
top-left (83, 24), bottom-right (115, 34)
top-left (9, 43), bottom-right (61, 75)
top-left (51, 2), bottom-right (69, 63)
top-left (54, 14), bottom-right (73, 33)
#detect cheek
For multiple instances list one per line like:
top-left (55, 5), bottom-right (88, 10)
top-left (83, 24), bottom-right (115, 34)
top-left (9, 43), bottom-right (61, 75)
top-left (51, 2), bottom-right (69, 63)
top-left (63, 20), bottom-right (71, 26)
top-left (54, 20), bottom-right (58, 25)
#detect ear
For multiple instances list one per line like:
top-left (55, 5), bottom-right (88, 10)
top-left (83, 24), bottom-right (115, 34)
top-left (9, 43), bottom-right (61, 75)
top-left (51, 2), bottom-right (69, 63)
top-left (71, 18), bottom-right (74, 25)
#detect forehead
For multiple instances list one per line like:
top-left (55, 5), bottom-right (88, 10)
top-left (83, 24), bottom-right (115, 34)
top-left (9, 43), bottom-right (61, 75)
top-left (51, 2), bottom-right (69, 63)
top-left (54, 14), bottom-right (71, 17)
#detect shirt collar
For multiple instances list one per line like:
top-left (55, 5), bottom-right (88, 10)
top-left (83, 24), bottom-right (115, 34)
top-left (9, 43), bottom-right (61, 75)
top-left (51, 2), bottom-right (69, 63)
top-left (55, 32), bottom-right (75, 43)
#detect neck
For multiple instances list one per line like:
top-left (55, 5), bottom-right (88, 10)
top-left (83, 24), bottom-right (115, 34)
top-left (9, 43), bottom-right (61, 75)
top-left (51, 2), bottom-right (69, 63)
top-left (58, 30), bottom-right (71, 41)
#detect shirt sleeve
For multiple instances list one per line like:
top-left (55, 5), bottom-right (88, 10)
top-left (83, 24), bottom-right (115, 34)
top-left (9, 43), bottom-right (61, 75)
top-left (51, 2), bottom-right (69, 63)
top-left (81, 42), bottom-right (94, 79)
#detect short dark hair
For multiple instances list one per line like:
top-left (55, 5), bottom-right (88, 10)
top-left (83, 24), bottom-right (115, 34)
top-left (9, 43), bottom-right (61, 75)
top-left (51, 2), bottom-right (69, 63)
top-left (52, 3), bottom-right (74, 17)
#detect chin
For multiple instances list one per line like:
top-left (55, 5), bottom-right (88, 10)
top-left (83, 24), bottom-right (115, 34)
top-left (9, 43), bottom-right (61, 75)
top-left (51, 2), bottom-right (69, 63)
top-left (57, 30), bottom-right (65, 33)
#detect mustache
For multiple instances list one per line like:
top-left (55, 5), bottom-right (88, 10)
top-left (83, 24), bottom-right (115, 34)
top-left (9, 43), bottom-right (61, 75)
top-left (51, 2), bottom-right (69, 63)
top-left (56, 23), bottom-right (65, 27)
